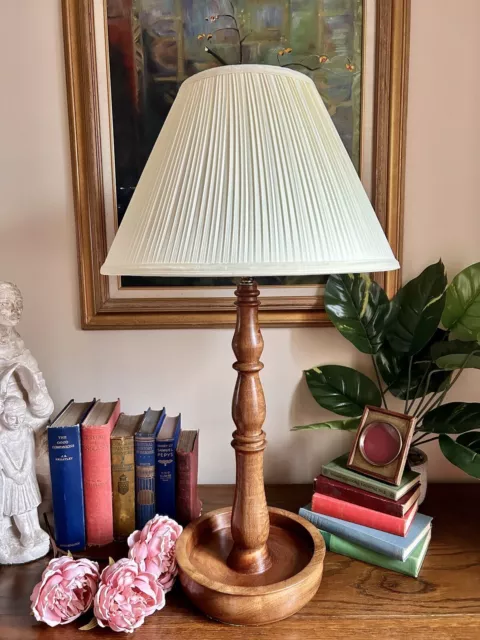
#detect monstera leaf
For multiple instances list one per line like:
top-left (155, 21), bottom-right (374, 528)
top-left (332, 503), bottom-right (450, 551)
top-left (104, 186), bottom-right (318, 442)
top-left (375, 330), bottom-right (450, 400)
top-left (386, 261), bottom-right (447, 355)
top-left (421, 402), bottom-right (480, 434)
top-left (432, 339), bottom-right (480, 370)
top-left (292, 418), bottom-right (360, 432)
top-left (324, 274), bottom-right (389, 354)
top-left (304, 365), bottom-right (381, 417)
top-left (442, 262), bottom-right (480, 340)
top-left (439, 434), bottom-right (480, 478)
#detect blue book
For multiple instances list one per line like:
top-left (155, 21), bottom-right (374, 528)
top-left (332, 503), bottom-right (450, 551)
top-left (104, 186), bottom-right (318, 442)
top-left (47, 399), bottom-right (95, 551)
top-left (155, 414), bottom-right (181, 519)
top-left (135, 408), bottom-right (165, 528)
top-left (299, 504), bottom-right (432, 561)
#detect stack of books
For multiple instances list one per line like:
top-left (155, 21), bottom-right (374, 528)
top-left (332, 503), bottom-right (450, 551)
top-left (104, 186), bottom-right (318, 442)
top-left (299, 454), bottom-right (432, 577)
top-left (47, 399), bottom-right (201, 552)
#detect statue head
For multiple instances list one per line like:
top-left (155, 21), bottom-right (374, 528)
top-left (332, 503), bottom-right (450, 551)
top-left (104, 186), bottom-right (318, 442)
top-left (0, 282), bottom-right (23, 327)
top-left (0, 395), bottom-right (27, 431)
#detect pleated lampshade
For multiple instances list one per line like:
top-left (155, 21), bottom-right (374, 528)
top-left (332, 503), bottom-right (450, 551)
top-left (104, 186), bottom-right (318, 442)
top-left (101, 65), bottom-right (399, 277)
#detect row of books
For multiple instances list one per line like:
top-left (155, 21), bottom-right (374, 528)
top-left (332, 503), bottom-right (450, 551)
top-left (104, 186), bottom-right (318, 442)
top-left (47, 399), bottom-right (201, 552)
top-left (300, 454), bottom-right (432, 577)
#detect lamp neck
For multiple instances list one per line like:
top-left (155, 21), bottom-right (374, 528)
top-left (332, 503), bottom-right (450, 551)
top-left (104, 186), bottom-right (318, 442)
top-left (228, 279), bottom-right (271, 574)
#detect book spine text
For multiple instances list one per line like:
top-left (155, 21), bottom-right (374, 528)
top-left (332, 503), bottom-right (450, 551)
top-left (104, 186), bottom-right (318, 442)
top-left (111, 436), bottom-right (135, 539)
top-left (48, 426), bottom-right (86, 551)
top-left (81, 426), bottom-right (114, 545)
top-left (135, 436), bottom-right (156, 528)
top-left (156, 440), bottom-right (176, 519)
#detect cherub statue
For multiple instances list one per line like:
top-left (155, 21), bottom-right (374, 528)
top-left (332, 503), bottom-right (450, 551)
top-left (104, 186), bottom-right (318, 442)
top-left (0, 394), bottom-right (49, 562)
top-left (0, 282), bottom-right (54, 563)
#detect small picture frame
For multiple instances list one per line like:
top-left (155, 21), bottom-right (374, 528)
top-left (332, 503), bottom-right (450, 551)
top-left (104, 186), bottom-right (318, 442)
top-left (347, 406), bottom-right (417, 486)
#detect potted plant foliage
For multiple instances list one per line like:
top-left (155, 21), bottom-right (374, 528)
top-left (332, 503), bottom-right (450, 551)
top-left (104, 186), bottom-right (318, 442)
top-left (295, 261), bottom-right (480, 497)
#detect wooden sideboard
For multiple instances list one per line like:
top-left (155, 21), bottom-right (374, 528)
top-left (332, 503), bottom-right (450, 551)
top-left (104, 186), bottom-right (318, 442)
top-left (1, 484), bottom-right (479, 640)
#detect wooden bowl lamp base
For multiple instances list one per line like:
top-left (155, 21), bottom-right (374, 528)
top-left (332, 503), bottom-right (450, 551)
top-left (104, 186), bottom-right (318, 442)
top-left (176, 279), bottom-right (326, 625)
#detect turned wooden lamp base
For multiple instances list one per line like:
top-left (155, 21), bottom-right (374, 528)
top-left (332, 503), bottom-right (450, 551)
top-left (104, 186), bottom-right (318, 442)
top-left (175, 279), bottom-right (325, 625)
top-left (176, 506), bottom-right (325, 625)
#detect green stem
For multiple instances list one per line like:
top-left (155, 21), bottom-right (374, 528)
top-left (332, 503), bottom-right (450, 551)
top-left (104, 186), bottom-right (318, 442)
top-left (404, 356), bottom-right (413, 413)
top-left (405, 363), bottom-right (430, 414)
top-left (417, 352), bottom-right (475, 421)
top-left (411, 369), bottom-right (447, 417)
top-left (372, 356), bottom-right (388, 409)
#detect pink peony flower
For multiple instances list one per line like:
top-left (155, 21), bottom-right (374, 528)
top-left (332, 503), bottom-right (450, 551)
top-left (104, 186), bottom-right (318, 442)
top-left (30, 556), bottom-right (100, 627)
top-left (94, 558), bottom-right (165, 633)
top-left (128, 515), bottom-right (183, 593)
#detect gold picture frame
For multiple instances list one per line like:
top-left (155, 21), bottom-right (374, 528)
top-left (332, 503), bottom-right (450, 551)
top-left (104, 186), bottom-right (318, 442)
top-left (348, 406), bottom-right (417, 485)
top-left (63, 0), bottom-right (410, 329)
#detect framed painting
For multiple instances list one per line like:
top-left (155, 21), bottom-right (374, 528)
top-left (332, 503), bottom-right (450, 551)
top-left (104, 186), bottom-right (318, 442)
top-left (63, 0), bottom-right (410, 329)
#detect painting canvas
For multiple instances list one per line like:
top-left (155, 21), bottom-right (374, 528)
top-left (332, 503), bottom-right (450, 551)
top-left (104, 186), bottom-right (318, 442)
top-left (106, 0), bottom-right (363, 287)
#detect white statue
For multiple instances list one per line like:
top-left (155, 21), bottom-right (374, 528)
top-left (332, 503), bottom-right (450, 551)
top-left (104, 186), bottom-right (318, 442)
top-left (0, 282), bottom-right (53, 563)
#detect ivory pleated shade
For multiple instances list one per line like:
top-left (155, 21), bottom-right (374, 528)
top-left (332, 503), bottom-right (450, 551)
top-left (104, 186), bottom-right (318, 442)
top-left (101, 65), bottom-right (399, 277)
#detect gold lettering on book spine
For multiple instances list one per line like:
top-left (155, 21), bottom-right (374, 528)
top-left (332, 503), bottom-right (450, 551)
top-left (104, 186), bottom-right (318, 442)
top-left (111, 438), bottom-right (135, 539)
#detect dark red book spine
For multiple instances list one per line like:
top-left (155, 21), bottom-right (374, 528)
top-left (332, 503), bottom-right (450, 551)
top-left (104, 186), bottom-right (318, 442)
top-left (314, 475), bottom-right (418, 517)
top-left (176, 434), bottom-right (202, 526)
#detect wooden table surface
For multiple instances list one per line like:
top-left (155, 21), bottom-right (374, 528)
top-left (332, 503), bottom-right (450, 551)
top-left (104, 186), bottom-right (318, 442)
top-left (1, 484), bottom-right (479, 640)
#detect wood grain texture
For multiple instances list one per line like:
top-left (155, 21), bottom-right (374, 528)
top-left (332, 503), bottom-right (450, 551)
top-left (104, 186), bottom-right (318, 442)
top-left (176, 506), bottom-right (325, 624)
top-left (229, 280), bottom-right (270, 573)
top-left (2, 484), bottom-right (479, 639)
top-left (63, 0), bottom-right (410, 329)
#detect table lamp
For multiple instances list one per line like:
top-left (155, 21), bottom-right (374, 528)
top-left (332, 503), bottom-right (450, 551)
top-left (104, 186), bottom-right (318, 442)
top-left (101, 65), bottom-right (399, 625)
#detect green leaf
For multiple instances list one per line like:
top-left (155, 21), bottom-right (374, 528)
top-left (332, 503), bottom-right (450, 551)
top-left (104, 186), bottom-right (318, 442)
top-left (442, 262), bottom-right (480, 340)
top-left (439, 434), bottom-right (480, 478)
top-left (375, 330), bottom-right (450, 400)
top-left (432, 339), bottom-right (480, 370)
top-left (386, 260), bottom-right (447, 355)
top-left (304, 365), bottom-right (381, 417)
top-left (457, 431), bottom-right (480, 453)
top-left (325, 274), bottom-right (389, 354)
top-left (292, 418), bottom-right (360, 432)
top-left (422, 402), bottom-right (480, 433)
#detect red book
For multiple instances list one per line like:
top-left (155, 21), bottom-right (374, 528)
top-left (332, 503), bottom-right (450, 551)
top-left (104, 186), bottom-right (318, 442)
top-left (314, 475), bottom-right (420, 517)
top-left (81, 400), bottom-right (121, 545)
top-left (311, 492), bottom-right (418, 536)
top-left (176, 430), bottom-right (202, 526)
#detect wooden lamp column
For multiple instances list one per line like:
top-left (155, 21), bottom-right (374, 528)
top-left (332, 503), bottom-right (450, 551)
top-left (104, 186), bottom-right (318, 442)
top-left (176, 280), bottom-right (326, 625)
top-left (228, 278), bottom-right (271, 575)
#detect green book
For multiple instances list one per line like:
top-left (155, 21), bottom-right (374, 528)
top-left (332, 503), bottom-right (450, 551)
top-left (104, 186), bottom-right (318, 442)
top-left (322, 454), bottom-right (420, 500)
top-left (321, 528), bottom-right (431, 578)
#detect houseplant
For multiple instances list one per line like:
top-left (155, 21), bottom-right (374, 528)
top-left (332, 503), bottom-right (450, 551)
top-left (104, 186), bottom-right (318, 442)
top-left (294, 261), bottom-right (480, 486)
